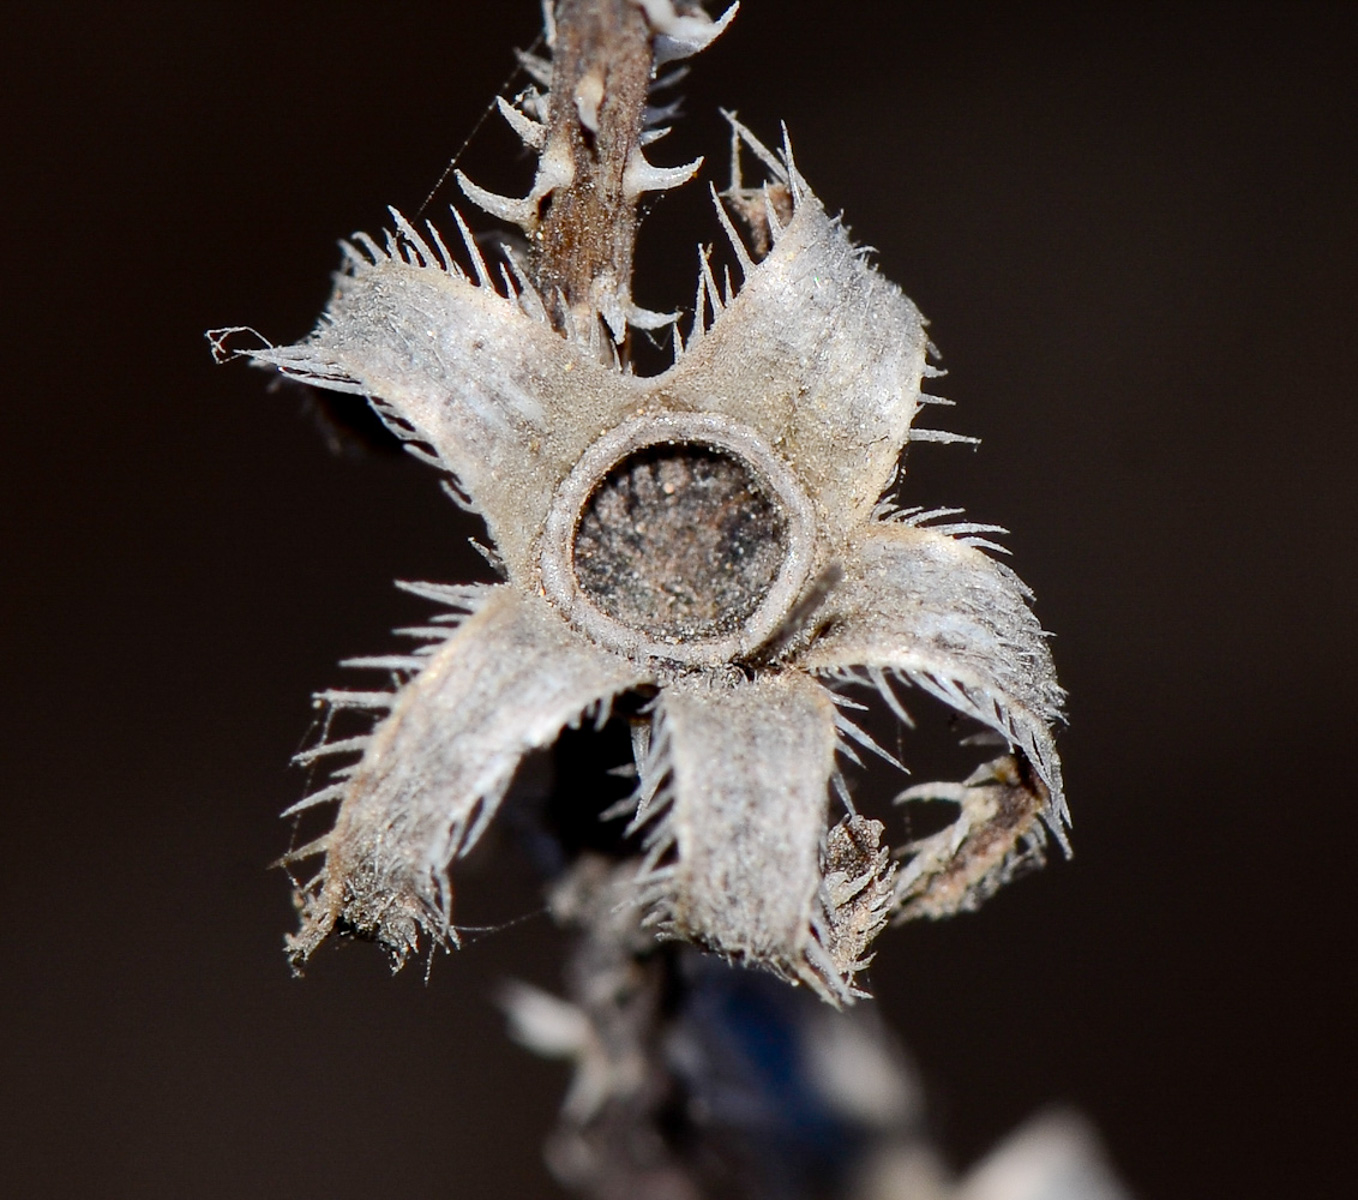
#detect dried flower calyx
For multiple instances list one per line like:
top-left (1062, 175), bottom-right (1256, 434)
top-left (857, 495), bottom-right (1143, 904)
top-left (210, 0), bottom-right (1066, 1005)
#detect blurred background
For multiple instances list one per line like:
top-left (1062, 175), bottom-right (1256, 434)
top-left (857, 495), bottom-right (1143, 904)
top-left (2, 2), bottom-right (1354, 1196)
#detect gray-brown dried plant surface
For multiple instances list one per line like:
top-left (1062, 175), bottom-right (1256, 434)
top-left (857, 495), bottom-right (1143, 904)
top-left (211, 1), bottom-right (1065, 1006)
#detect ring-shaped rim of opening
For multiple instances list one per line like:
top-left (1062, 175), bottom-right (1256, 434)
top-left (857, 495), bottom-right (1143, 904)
top-left (540, 412), bottom-right (817, 667)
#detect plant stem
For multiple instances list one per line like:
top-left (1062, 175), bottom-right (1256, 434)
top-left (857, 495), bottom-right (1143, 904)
top-left (533, 0), bottom-right (655, 340)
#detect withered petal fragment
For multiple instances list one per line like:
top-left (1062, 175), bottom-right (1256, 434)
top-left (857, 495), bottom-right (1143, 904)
top-left (813, 815), bottom-right (897, 997)
top-left (237, 241), bottom-right (642, 580)
top-left (893, 754), bottom-right (1051, 921)
top-left (288, 588), bottom-right (645, 968)
top-left (637, 672), bottom-right (858, 1002)
top-left (663, 188), bottom-right (928, 534)
top-left (800, 524), bottom-right (1067, 831)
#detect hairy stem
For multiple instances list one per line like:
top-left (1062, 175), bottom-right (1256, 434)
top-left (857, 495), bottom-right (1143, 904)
top-left (534, 0), bottom-right (656, 340)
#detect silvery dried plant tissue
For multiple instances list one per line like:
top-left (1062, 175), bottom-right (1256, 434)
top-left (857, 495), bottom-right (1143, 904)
top-left (209, 0), bottom-right (1067, 1009)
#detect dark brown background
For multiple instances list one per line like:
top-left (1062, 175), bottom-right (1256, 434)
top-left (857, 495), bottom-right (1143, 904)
top-left (2, 2), bottom-right (1354, 1197)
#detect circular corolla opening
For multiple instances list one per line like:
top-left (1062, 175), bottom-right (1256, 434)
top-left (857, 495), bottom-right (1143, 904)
top-left (573, 443), bottom-right (790, 641)
top-left (541, 413), bottom-right (817, 666)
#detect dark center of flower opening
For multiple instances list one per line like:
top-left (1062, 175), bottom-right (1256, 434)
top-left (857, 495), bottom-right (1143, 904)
top-left (572, 443), bottom-right (790, 641)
